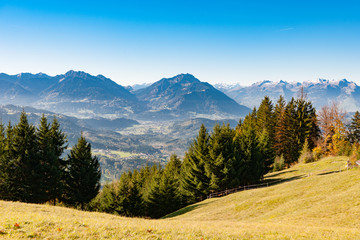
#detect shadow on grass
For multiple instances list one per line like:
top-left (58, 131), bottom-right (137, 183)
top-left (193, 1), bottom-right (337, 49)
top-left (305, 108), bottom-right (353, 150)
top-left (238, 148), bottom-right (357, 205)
top-left (260, 174), bottom-right (306, 188)
top-left (161, 202), bottom-right (210, 219)
top-left (317, 170), bottom-right (342, 176)
top-left (266, 169), bottom-right (298, 178)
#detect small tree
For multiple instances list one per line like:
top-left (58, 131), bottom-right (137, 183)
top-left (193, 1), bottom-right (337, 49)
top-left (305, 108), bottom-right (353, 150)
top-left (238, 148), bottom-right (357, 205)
top-left (273, 155), bottom-right (285, 172)
top-left (64, 135), bottom-right (101, 209)
top-left (298, 139), bottom-right (314, 163)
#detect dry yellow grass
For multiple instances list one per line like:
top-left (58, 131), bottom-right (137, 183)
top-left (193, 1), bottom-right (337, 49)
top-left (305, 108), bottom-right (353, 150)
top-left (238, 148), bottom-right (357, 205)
top-left (1, 156), bottom-right (360, 239)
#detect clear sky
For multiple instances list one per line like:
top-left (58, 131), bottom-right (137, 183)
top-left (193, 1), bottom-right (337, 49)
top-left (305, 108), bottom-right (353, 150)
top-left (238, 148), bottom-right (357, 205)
top-left (0, 0), bottom-right (359, 86)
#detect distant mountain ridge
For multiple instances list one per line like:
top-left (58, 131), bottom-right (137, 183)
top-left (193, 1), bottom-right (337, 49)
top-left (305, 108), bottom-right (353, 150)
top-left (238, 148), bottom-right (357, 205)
top-left (0, 71), bottom-right (250, 120)
top-left (216, 79), bottom-right (360, 112)
top-left (135, 74), bottom-right (250, 119)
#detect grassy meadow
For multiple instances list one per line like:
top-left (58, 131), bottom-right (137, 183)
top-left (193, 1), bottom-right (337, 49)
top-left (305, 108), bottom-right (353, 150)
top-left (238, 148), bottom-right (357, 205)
top-left (2, 156), bottom-right (360, 239)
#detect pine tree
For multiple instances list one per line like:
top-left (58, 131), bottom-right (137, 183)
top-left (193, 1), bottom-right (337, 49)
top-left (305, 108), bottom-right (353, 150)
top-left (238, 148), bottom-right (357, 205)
top-left (90, 181), bottom-right (118, 214)
top-left (64, 135), bottom-right (101, 209)
top-left (37, 114), bottom-right (62, 204)
top-left (283, 98), bottom-right (299, 166)
top-left (146, 154), bottom-right (183, 218)
top-left (234, 114), bottom-right (263, 184)
top-left (0, 122), bottom-right (7, 198)
top-left (258, 128), bottom-right (274, 174)
top-left (11, 111), bottom-right (40, 202)
top-left (49, 116), bottom-right (68, 201)
top-left (256, 96), bottom-right (275, 138)
top-left (181, 124), bottom-right (210, 202)
top-left (274, 95), bottom-right (287, 157)
top-left (256, 96), bottom-right (275, 173)
top-left (208, 123), bottom-right (236, 191)
top-left (294, 98), bottom-right (320, 150)
top-left (349, 111), bottom-right (360, 143)
top-left (116, 171), bottom-right (143, 217)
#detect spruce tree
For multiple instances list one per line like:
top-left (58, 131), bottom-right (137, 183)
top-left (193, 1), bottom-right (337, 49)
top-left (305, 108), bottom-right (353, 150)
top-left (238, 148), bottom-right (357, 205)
top-left (234, 114), bottom-right (263, 184)
top-left (256, 96), bottom-right (275, 173)
top-left (115, 171), bottom-right (143, 217)
top-left (49, 116), bottom-right (68, 199)
top-left (274, 95), bottom-right (287, 157)
top-left (349, 111), bottom-right (360, 143)
top-left (0, 122), bottom-right (7, 198)
top-left (11, 111), bottom-right (40, 202)
top-left (146, 154), bottom-right (182, 218)
top-left (37, 114), bottom-right (62, 203)
top-left (283, 98), bottom-right (299, 166)
top-left (181, 124), bottom-right (210, 202)
top-left (64, 135), bottom-right (101, 209)
top-left (208, 123), bottom-right (236, 191)
top-left (91, 181), bottom-right (118, 214)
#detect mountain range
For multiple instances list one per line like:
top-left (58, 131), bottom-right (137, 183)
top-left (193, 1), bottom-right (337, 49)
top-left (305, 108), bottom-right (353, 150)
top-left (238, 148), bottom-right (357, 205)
top-left (215, 79), bottom-right (360, 112)
top-left (0, 71), bottom-right (250, 120)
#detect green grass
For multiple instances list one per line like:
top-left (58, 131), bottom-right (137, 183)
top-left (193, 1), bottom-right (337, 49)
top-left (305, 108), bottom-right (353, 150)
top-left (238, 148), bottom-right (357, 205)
top-left (2, 156), bottom-right (360, 239)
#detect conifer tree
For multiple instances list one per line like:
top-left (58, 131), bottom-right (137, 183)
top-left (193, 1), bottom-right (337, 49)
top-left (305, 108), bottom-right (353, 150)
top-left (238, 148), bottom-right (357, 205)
top-left (349, 111), bottom-right (360, 143)
top-left (37, 114), bottom-right (62, 203)
top-left (283, 98), bottom-right (299, 166)
top-left (258, 128), bottom-right (274, 174)
top-left (234, 114), bottom-right (263, 184)
top-left (11, 111), bottom-right (40, 202)
top-left (0, 123), bottom-right (14, 199)
top-left (274, 95), bottom-right (287, 157)
top-left (256, 96), bottom-right (275, 173)
top-left (116, 171), bottom-right (143, 217)
top-left (208, 123), bottom-right (236, 191)
top-left (181, 124), bottom-right (210, 202)
top-left (256, 96), bottom-right (275, 139)
top-left (91, 181), bottom-right (118, 214)
top-left (0, 122), bottom-right (7, 198)
top-left (294, 98), bottom-right (320, 150)
top-left (146, 154), bottom-right (183, 218)
top-left (64, 135), bottom-right (101, 209)
top-left (49, 116), bottom-right (68, 197)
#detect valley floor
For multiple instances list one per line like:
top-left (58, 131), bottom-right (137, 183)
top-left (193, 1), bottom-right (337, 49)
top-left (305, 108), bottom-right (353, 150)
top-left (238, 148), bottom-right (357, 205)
top-left (2, 156), bottom-right (360, 239)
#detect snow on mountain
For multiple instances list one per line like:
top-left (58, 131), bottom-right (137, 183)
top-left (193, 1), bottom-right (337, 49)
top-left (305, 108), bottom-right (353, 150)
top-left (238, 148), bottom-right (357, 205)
top-left (215, 79), bottom-right (360, 112)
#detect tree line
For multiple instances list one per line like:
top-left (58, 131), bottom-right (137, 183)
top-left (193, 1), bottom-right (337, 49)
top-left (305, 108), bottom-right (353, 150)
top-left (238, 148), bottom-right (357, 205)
top-left (91, 95), bottom-right (321, 218)
top-left (0, 112), bottom-right (101, 209)
top-left (3, 95), bottom-right (360, 218)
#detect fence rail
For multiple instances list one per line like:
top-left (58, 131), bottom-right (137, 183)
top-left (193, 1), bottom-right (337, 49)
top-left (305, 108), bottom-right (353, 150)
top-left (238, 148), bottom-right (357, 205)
top-left (207, 166), bottom-right (346, 199)
top-left (207, 179), bottom-right (283, 199)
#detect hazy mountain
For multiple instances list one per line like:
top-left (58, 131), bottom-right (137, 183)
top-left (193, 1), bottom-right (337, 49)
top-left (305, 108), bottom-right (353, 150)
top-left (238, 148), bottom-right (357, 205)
top-left (126, 83), bottom-right (152, 92)
top-left (0, 71), bottom-right (146, 118)
top-left (135, 74), bottom-right (250, 119)
top-left (217, 79), bottom-right (360, 112)
top-left (41, 71), bottom-right (136, 101)
top-left (0, 71), bottom-right (250, 120)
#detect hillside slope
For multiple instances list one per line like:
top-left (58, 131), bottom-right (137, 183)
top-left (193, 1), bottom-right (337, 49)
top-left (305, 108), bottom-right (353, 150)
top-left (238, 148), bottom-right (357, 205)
top-left (2, 157), bottom-right (360, 239)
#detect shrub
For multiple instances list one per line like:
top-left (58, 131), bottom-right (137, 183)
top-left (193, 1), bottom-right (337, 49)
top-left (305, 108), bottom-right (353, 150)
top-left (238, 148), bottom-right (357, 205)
top-left (299, 139), bottom-right (315, 163)
top-left (273, 155), bottom-right (286, 172)
top-left (312, 146), bottom-right (324, 161)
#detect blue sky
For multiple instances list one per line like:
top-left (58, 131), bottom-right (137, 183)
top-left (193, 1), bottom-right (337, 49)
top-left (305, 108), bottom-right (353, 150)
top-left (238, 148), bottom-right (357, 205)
top-left (0, 0), bottom-right (359, 85)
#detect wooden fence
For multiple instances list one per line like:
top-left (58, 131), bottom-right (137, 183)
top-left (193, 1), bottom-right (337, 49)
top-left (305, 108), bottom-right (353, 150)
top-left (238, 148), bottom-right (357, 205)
top-left (207, 165), bottom-right (346, 199)
top-left (207, 179), bottom-right (283, 199)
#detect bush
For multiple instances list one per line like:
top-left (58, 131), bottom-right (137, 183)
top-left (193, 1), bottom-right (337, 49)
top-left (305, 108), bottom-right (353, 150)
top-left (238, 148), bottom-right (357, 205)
top-left (273, 155), bottom-right (286, 172)
top-left (299, 139), bottom-right (315, 163)
top-left (312, 146), bottom-right (323, 161)
top-left (349, 143), bottom-right (360, 166)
